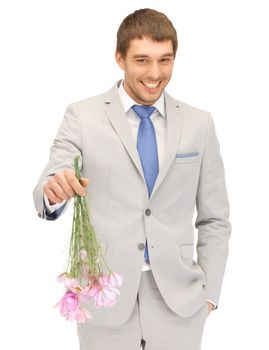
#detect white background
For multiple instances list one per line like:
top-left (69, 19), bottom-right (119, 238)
top-left (1, 0), bottom-right (269, 349)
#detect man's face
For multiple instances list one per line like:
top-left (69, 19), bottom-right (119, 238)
top-left (116, 37), bottom-right (175, 105)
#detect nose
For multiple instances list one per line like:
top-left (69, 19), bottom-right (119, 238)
top-left (147, 61), bottom-right (161, 81)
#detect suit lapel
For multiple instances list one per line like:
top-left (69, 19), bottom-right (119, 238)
top-left (150, 91), bottom-right (184, 198)
top-left (104, 82), bottom-right (184, 199)
top-left (104, 82), bottom-right (145, 179)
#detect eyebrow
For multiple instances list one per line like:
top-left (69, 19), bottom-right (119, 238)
top-left (132, 53), bottom-right (174, 59)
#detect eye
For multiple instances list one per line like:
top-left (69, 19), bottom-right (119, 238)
top-left (161, 58), bottom-right (171, 63)
top-left (136, 59), bottom-right (148, 63)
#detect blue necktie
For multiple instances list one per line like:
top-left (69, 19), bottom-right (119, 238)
top-left (132, 105), bottom-right (159, 263)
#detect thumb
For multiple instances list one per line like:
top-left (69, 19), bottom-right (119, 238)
top-left (80, 177), bottom-right (90, 188)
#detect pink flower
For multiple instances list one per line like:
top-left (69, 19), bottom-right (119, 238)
top-left (55, 290), bottom-right (78, 315)
top-left (80, 285), bottom-right (99, 302)
top-left (85, 274), bottom-right (121, 308)
top-left (67, 307), bottom-right (91, 323)
top-left (55, 271), bottom-right (123, 321)
top-left (54, 290), bottom-right (91, 323)
top-left (64, 278), bottom-right (80, 292)
top-left (94, 286), bottom-right (119, 308)
top-left (56, 273), bottom-right (80, 293)
top-left (108, 272), bottom-right (123, 287)
top-left (56, 272), bottom-right (68, 283)
top-left (98, 272), bottom-right (123, 288)
top-left (98, 274), bottom-right (110, 287)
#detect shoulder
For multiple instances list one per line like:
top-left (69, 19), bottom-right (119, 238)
top-left (64, 81), bottom-right (119, 116)
top-left (165, 91), bottom-right (212, 127)
top-left (66, 91), bottom-right (108, 115)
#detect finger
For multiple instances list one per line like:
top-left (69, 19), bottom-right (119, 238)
top-left (80, 177), bottom-right (90, 188)
top-left (44, 181), bottom-right (61, 202)
top-left (45, 188), bottom-right (66, 204)
top-left (65, 170), bottom-right (86, 196)
top-left (54, 172), bottom-right (76, 198)
top-left (49, 179), bottom-right (72, 201)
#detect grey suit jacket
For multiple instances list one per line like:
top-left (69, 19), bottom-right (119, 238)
top-left (33, 80), bottom-right (231, 326)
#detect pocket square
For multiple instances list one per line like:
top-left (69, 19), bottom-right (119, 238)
top-left (176, 151), bottom-right (200, 158)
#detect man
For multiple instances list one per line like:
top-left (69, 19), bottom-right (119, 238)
top-left (33, 8), bottom-right (231, 350)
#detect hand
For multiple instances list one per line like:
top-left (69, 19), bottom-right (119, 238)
top-left (44, 169), bottom-right (90, 205)
top-left (207, 301), bottom-right (215, 315)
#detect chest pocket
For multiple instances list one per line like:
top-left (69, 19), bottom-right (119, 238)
top-left (174, 152), bottom-right (200, 164)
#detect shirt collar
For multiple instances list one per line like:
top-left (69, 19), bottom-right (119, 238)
top-left (118, 79), bottom-right (166, 117)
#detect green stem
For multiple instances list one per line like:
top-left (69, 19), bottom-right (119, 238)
top-left (65, 155), bottom-right (112, 281)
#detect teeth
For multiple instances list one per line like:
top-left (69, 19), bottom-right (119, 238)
top-left (143, 82), bottom-right (160, 88)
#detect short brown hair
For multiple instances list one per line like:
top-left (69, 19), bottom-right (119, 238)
top-left (116, 8), bottom-right (178, 58)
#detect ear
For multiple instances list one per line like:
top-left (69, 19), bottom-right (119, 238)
top-left (115, 50), bottom-right (126, 70)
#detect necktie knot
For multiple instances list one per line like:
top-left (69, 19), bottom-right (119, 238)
top-left (132, 105), bottom-right (156, 120)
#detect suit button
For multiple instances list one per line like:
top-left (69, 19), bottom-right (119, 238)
top-left (145, 208), bottom-right (151, 216)
top-left (138, 243), bottom-right (145, 250)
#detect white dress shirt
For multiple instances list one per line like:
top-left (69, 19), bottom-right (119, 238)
top-left (43, 80), bottom-right (216, 308)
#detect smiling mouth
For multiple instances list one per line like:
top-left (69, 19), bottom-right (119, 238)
top-left (141, 81), bottom-right (162, 89)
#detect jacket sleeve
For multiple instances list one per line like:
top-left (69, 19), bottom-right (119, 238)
top-left (33, 103), bottom-right (82, 220)
top-left (195, 112), bottom-right (232, 309)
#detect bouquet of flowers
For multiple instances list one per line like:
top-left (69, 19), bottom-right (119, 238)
top-left (54, 155), bottom-right (123, 323)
